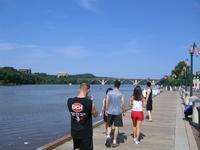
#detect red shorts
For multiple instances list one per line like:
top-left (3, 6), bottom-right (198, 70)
top-left (131, 111), bottom-right (144, 121)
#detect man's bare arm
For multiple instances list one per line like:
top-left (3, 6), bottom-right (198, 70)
top-left (142, 98), bottom-right (147, 108)
top-left (145, 89), bottom-right (150, 102)
top-left (92, 101), bottom-right (98, 117)
top-left (121, 95), bottom-right (126, 113)
top-left (105, 95), bottom-right (109, 116)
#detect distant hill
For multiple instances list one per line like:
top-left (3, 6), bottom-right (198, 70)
top-left (72, 73), bottom-right (96, 78)
top-left (0, 67), bottom-right (97, 85)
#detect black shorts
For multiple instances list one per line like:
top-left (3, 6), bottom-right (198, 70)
top-left (107, 114), bottom-right (123, 127)
top-left (103, 112), bottom-right (108, 122)
top-left (73, 136), bottom-right (93, 150)
top-left (146, 99), bottom-right (153, 111)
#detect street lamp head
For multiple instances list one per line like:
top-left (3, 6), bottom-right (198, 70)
top-left (189, 47), bottom-right (193, 54)
top-left (189, 42), bottom-right (197, 54)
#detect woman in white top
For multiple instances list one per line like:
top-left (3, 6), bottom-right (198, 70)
top-left (129, 86), bottom-right (146, 144)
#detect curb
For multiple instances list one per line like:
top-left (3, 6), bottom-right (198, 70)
top-left (36, 120), bottom-right (104, 150)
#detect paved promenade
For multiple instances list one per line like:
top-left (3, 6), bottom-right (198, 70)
top-left (54, 91), bottom-right (198, 150)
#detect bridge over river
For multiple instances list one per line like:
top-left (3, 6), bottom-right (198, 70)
top-left (78, 77), bottom-right (160, 85)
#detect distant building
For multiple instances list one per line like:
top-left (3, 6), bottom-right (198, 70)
top-left (164, 75), bottom-right (169, 79)
top-left (193, 71), bottom-right (200, 90)
top-left (57, 72), bottom-right (68, 78)
top-left (19, 68), bottom-right (32, 74)
top-left (196, 71), bottom-right (200, 77)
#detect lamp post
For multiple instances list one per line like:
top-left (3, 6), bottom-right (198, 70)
top-left (184, 59), bottom-right (189, 91)
top-left (189, 42), bottom-right (197, 96)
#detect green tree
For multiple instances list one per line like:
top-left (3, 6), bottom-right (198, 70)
top-left (159, 60), bottom-right (191, 87)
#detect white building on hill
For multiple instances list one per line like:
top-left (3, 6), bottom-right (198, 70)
top-left (57, 72), bottom-right (68, 78)
top-left (193, 71), bottom-right (200, 90)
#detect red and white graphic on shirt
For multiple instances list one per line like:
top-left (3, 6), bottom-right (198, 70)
top-left (72, 103), bottom-right (83, 113)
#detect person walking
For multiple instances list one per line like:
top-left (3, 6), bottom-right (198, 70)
top-left (130, 85), bottom-right (146, 144)
top-left (146, 82), bottom-right (153, 121)
top-left (100, 87), bottom-right (113, 132)
top-left (67, 83), bottom-right (98, 150)
top-left (105, 80), bottom-right (126, 148)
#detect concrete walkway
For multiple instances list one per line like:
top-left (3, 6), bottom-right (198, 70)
top-left (54, 91), bottom-right (198, 150)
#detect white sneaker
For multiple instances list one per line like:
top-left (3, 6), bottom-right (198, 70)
top-left (135, 140), bottom-right (140, 144)
top-left (133, 138), bottom-right (137, 142)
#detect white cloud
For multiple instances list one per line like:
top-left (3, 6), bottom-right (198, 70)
top-left (58, 46), bottom-right (88, 58)
top-left (78, 0), bottom-right (97, 10)
top-left (0, 42), bottom-right (88, 58)
top-left (0, 42), bottom-right (39, 51)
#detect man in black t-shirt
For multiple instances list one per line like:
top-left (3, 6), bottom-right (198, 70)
top-left (67, 83), bottom-right (98, 150)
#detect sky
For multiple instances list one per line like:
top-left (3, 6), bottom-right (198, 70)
top-left (0, 0), bottom-right (200, 79)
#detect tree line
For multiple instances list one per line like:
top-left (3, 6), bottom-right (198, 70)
top-left (2, 64), bottom-right (190, 86)
top-left (0, 67), bottom-right (98, 85)
top-left (159, 61), bottom-right (193, 87)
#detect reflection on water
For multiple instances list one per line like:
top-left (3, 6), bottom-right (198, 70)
top-left (0, 84), bottom-right (135, 150)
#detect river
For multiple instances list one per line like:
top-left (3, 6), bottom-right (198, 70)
top-left (0, 84), bottom-right (136, 150)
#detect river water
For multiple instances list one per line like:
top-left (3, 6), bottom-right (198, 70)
top-left (0, 84), bottom-right (136, 150)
